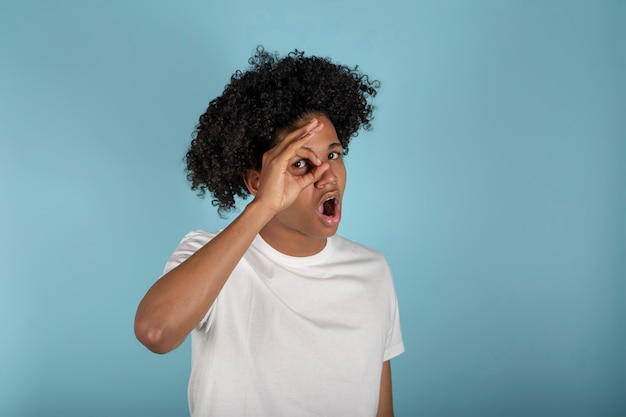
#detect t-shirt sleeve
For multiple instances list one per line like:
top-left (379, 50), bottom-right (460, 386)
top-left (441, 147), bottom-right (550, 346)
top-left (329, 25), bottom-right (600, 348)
top-left (163, 230), bottom-right (213, 274)
top-left (383, 265), bottom-right (405, 361)
top-left (384, 292), bottom-right (404, 360)
top-left (163, 230), bottom-right (216, 332)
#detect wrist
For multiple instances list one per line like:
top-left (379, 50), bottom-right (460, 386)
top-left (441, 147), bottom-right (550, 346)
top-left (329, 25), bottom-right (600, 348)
top-left (244, 198), bottom-right (277, 223)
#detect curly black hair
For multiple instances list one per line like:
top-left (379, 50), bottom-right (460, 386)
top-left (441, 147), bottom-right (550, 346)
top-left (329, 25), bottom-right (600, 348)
top-left (185, 46), bottom-right (379, 214)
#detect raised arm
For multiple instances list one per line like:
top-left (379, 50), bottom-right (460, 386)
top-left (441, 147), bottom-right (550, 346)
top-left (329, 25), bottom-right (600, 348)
top-left (134, 118), bottom-right (327, 354)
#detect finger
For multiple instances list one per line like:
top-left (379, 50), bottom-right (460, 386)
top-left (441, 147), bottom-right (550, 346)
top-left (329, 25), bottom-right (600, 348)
top-left (289, 147), bottom-right (323, 167)
top-left (289, 118), bottom-right (323, 141)
top-left (296, 162), bottom-right (330, 188)
top-left (264, 135), bottom-right (323, 173)
top-left (268, 118), bottom-right (323, 158)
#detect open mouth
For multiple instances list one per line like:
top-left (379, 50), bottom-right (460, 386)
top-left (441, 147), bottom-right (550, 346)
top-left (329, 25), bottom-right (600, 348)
top-left (317, 196), bottom-right (340, 226)
top-left (321, 197), bottom-right (336, 217)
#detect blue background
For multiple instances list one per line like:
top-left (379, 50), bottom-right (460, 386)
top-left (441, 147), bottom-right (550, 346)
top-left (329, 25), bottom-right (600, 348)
top-left (1, 1), bottom-right (624, 416)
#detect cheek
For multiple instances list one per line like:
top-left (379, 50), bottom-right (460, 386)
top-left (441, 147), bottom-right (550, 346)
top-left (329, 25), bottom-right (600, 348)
top-left (336, 164), bottom-right (347, 186)
top-left (289, 190), bottom-right (315, 211)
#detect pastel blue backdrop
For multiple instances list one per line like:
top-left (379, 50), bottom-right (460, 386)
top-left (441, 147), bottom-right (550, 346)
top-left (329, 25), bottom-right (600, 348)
top-left (1, 1), bottom-right (624, 416)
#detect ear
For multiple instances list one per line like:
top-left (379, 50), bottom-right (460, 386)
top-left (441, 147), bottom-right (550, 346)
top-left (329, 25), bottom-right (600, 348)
top-left (243, 169), bottom-right (261, 196)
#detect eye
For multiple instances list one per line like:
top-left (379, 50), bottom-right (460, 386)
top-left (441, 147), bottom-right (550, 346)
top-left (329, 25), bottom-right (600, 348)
top-left (328, 151), bottom-right (342, 160)
top-left (292, 159), bottom-right (310, 170)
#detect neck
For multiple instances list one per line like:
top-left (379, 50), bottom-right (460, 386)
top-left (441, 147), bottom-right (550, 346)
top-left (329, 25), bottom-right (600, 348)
top-left (259, 225), bottom-right (328, 257)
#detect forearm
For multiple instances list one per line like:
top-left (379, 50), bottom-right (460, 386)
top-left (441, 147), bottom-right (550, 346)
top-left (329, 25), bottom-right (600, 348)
top-left (134, 200), bottom-right (274, 353)
top-left (135, 119), bottom-right (327, 354)
top-left (376, 360), bottom-right (394, 417)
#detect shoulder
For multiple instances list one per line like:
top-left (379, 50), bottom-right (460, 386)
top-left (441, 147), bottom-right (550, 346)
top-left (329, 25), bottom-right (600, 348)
top-left (177, 229), bottom-right (218, 248)
top-left (331, 235), bottom-right (388, 264)
top-left (331, 235), bottom-right (396, 294)
top-left (163, 230), bottom-right (219, 274)
top-left (332, 234), bottom-right (384, 257)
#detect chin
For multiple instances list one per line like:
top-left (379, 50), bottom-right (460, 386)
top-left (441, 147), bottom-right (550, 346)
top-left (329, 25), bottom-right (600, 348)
top-left (315, 224), bottom-right (340, 239)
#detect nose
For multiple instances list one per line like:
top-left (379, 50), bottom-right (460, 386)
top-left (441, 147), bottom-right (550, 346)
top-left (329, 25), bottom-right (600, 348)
top-left (315, 164), bottom-right (338, 188)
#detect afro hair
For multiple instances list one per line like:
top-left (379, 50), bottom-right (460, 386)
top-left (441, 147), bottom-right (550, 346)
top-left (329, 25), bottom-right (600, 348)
top-left (185, 46), bottom-right (379, 214)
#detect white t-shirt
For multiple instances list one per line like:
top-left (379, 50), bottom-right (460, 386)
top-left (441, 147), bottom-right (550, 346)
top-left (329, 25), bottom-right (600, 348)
top-left (164, 230), bottom-right (404, 417)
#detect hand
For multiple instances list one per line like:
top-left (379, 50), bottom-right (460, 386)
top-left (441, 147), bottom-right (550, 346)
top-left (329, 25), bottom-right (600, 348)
top-left (252, 118), bottom-right (329, 214)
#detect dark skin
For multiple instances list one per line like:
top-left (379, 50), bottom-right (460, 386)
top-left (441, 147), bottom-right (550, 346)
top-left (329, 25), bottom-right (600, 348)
top-left (135, 115), bottom-right (394, 416)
